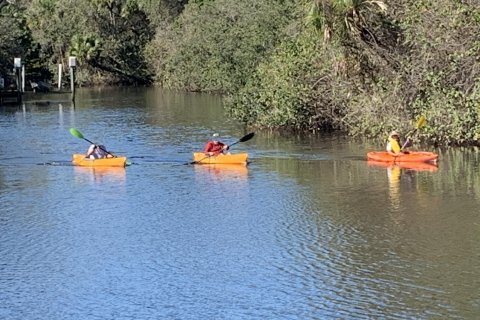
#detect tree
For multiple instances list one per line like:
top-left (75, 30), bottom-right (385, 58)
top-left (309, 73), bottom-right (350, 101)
top-left (0, 1), bottom-right (36, 81)
top-left (80, 0), bottom-right (155, 84)
top-left (69, 34), bottom-right (101, 64)
top-left (146, 0), bottom-right (299, 93)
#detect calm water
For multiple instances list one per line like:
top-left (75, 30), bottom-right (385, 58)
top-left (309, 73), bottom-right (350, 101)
top-left (1, 87), bottom-right (479, 319)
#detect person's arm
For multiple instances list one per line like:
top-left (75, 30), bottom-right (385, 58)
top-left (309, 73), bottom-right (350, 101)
top-left (402, 137), bottom-right (413, 149)
top-left (215, 142), bottom-right (229, 154)
top-left (86, 144), bottom-right (95, 158)
top-left (204, 141), bottom-right (214, 155)
top-left (387, 147), bottom-right (397, 156)
top-left (209, 142), bottom-right (226, 155)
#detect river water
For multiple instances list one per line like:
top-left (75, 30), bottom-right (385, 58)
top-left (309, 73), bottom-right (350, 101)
top-left (1, 87), bottom-right (479, 319)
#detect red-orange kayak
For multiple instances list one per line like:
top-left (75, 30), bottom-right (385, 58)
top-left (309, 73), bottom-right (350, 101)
top-left (367, 151), bottom-right (438, 163)
top-left (72, 154), bottom-right (127, 167)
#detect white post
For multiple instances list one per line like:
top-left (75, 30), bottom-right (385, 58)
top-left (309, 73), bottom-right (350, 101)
top-left (14, 58), bottom-right (21, 92)
top-left (21, 65), bottom-right (25, 92)
top-left (58, 64), bottom-right (63, 90)
top-left (68, 56), bottom-right (76, 101)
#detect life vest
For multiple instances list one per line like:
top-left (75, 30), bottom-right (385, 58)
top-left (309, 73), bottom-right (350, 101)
top-left (386, 137), bottom-right (401, 153)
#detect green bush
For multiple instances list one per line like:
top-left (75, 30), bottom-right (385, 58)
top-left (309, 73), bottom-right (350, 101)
top-left (227, 0), bottom-right (480, 145)
top-left (145, 0), bottom-right (299, 93)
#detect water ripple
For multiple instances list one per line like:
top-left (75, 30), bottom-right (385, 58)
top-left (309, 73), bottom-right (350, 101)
top-left (1, 90), bottom-right (479, 319)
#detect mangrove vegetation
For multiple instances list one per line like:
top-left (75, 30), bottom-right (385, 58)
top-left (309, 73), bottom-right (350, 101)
top-left (1, 0), bottom-right (479, 145)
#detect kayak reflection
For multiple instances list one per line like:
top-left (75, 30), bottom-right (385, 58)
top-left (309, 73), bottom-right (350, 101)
top-left (73, 166), bottom-right (127, 183)
top-left (367, 160), bottom-right (438, 172)
top-left (368, 160), bottom-right (438, 210)
top-left (194, 164), bottom-right (248, 181)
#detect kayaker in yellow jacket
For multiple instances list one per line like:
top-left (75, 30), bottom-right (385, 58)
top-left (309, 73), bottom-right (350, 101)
top-left (386, 131), bottom-right (412, 155)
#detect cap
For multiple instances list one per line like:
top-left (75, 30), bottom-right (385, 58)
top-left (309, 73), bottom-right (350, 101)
top-left (389, 131), bottom-right (399, 137)
top-left (212, 133), bottom-right (219, 138)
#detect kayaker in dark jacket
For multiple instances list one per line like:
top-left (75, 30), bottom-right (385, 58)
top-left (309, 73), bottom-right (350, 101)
top-left (204, 133), bottom-right (229, 156)
top-left (386, 131), bottom-right (412, 155)
top-left (86, 144), bottom-right (114, 159)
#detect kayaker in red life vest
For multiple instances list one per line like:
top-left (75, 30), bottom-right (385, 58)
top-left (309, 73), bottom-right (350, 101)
top-left (204, 133), bottom-right (229, 156)
top-left (86, 144), bottom-right (114, 159)
top-left (386, 131), bottom-right (412, 155)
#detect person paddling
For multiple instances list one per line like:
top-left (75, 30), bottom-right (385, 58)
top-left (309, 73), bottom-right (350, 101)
top-left (386, 131), bottom-right (412, 155)
top-left (204, 133), bottom-right (229, 156)
top-left (86, 144), bottom-right (114, 159)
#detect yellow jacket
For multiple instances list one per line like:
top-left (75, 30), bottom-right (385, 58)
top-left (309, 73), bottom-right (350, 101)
top-left (386, 137), bottom-right (401, 154)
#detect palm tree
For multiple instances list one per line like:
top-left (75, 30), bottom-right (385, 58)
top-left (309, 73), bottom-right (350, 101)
top-left (306, 0), bottom-right (387, 42)
top-left (69, 34), bottom-right (101, 64)
top-left (336, 0), bottom-right (387, 37)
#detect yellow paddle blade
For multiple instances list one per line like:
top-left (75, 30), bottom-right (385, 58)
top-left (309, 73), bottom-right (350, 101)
top-left (415, 115), bottom-right (426, 129)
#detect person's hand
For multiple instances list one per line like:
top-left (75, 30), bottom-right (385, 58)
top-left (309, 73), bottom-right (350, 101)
top-left (223, 145), bottom-right (229, 150)
top-left (403, 137), bottom-right (413, 148)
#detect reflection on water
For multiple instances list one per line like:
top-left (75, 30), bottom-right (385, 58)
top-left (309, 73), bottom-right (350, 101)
top-left (0, 88), bottom-right (479, 319)
top-left (367, 159), bottom-right (439, 172)
top-left (194, 164), bottom-right (249, 181)
top-left (366, 160), bottom-right (440, 210)
top-left (387, 165), bottom-right (402, 209)
top-left (73, 166), bottom-right (127, 184)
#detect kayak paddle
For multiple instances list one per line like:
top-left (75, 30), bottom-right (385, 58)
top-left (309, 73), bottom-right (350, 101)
top-left (188, 132), bottom-right (255, 165)
top-left (413, 115), bottom-right (426, 132)
top-left (401, 115), bottom-right (426, 150)
top-left (69, 128), bottom-right (116, 157)
top-left (225, 132), bottom-right (255, 149)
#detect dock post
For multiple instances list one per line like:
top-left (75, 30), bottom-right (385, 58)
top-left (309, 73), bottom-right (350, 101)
top-left (68, 56), bottom-right (76, 101)
top-left (14, 57), bottom-right (22, 103)
top-left (58, 64), bottom-right (63, 90)
top-left (14, 58), bottom-right (21, 92)
top-left (21, 65), bottom-right (25, 92)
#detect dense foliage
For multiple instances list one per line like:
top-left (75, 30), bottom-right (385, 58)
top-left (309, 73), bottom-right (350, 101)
top-left (1, 0), bottom-right (479, 145)
top-left (229, 0), bottom-right (480, 145)
top-left (145, 0), bottom-right (299, 93)
top-left (1, 0), bottom-right (183, 86)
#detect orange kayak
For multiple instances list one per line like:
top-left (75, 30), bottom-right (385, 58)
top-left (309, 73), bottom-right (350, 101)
top-left (192, 152), bottom-right (248, 165)
top-left (72, 154), bottom-right (127, 167)
top-left (367, 151), bottom-right (438, 163)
